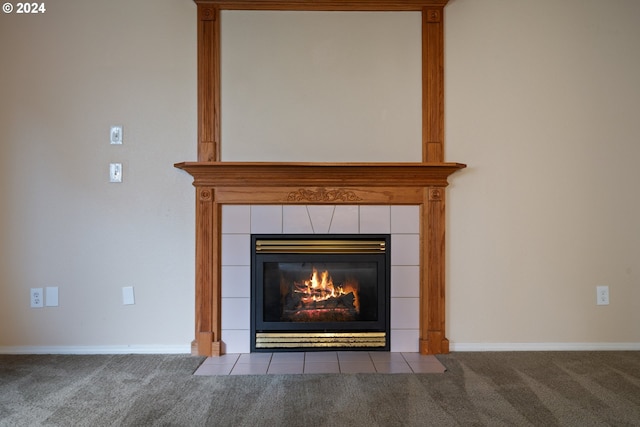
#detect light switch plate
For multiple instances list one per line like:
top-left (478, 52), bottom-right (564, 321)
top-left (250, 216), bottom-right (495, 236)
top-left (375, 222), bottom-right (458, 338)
top-left (110, 126), bottom-right (123, 144)
top-left (109, 163), bottom-right (122, 183)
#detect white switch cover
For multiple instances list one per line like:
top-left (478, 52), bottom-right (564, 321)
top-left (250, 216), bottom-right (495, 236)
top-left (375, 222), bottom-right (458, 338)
top-left (45, 287), bottom-right (59, 307)
top-left (109, 163), bottom-right (122, 183)
top-left (110, 125), bottom-right (123, 144)
top-left (122, 286), bottom-right (135, 305)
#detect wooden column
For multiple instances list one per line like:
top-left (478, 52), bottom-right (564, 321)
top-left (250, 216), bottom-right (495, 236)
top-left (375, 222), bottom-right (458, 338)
top-left (193, 188), bottom-right (223, 356)
top-left (197, 4), bottom-right (220, 162)
top-left (194, 3), bottom-right (222, 356)
top-left (420, 187), bottom-right (449, 354)
top-left (422, 7), bottom-right (445, 163)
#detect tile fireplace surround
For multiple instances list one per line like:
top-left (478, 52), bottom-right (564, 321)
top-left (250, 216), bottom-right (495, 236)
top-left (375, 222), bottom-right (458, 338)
top-left (177, 0), bottom-right (465, 357)
top-left (221, 204), bottom-right (421, 353)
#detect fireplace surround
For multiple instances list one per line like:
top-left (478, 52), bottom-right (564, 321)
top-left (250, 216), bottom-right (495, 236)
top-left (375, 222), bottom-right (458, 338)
top-left (176, 0), bottom-right (465, 356)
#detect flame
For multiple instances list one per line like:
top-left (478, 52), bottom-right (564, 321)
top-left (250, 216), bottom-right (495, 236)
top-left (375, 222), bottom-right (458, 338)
top-left (294, 267), bottom-right (359, 312)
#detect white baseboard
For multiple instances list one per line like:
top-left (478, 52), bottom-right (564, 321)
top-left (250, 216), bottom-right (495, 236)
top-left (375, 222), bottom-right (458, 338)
top-left (2, 343), bottom-right (639, 354)
top-left (450, 342), bottom-right (640, 352)
top-left (0, 345), bottom-right (192, 355)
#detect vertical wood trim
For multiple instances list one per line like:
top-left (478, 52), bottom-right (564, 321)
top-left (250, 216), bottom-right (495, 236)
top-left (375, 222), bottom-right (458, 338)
top-left (197, 5), bottom-right (221, 162)
top-left (422, 7), bottom-right (444, 163)
top-left (419, 187), bottom-right (448, 354)
top-left (211, 201), bottom-right (223, 355)
top-left (195, 188), bottom-right (222, 356)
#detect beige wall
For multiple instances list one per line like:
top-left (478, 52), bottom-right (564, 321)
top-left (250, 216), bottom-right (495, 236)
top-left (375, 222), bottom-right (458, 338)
top-left (0, 0), bottom-right (638, 352)
top-left (0, 0), bottom-right (197, 350)
top-left (220, 11), bottom-right (422, 162)
top-left (445, 0), bottom-right (640, 347)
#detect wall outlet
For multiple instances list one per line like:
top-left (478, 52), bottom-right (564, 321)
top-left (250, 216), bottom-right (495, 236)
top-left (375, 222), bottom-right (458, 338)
top-left (596, 285), bottom-right (609, 305)
top-left (30, 288), bottom-right (44, 308)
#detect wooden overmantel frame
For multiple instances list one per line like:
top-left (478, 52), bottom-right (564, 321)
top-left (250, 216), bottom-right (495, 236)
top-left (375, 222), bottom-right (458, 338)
top-left (176, 0), bottom-right (465, 356)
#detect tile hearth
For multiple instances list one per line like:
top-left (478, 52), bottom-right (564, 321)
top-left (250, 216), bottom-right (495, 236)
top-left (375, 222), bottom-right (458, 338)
top-left (193, 352), bottom-right (446, 376)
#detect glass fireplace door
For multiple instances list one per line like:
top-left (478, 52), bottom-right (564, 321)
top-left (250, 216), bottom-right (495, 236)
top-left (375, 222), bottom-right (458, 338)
top-left (251, 235), bottom-right (390, 351)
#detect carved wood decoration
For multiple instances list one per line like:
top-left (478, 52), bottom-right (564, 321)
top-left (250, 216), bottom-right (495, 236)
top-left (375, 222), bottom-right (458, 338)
top-left (287, 188), bottom-right (363, 203)
top-left (178, 0), bottom-right (465, 356)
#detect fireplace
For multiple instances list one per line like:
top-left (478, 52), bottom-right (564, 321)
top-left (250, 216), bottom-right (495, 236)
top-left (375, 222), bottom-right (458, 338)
top-left (175, 163), bottom-right (465, 356)
top-left (251, 235), bottom-right (390, 351)
top-left (177, 0), bottom-right (466, 357)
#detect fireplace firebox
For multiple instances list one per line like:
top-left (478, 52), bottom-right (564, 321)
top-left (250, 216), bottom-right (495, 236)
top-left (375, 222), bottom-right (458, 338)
top-left (251, 234), bottom-right (390, 352)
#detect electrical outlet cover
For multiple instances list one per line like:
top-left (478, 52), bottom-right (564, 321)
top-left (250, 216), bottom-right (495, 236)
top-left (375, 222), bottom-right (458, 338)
top-left (596, 285), bottom-right (609, 305)
top-left (30, 288), bottom-right (44, 308)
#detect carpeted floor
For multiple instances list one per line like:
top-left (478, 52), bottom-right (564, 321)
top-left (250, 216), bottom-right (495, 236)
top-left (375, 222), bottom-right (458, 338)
top-left (1, 351), bottom-right (639, 426)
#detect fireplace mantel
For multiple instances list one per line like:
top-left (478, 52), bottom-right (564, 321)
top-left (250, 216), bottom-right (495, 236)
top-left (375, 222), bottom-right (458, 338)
top-left (179, 0), bottom-right (465, 356)
top-left (174, 162), bottom-right (465, 188)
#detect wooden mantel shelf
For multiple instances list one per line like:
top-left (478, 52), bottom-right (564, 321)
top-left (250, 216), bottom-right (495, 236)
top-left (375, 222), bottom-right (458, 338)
top-left (174, 162), bottom-right (466, 188)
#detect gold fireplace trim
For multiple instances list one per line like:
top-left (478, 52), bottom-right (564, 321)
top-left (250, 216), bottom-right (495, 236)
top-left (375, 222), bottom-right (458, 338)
top-left (255, 332), bottom-right (386, 349)
top-left (255, 239), bottom-right (386, 254)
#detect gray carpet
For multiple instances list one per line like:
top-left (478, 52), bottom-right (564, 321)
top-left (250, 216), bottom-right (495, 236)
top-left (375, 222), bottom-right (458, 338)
top-left (1, 351), bottom-right (639, 426)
